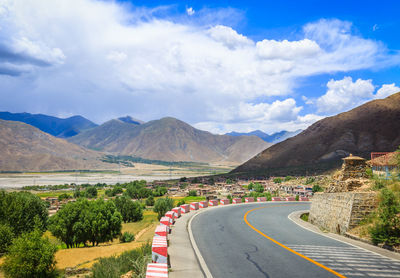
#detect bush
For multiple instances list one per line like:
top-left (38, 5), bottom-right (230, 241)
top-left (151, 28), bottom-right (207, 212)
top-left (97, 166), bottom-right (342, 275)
top-left (305, 177), bottom-right (315, 185)
top-left (176, 199), bottom-right (185, 207)
top-left (284, 176), bottom-right (293, 181)
top-left (119, 232), bottom-right (135, 243)
top-left (58, 193), bottom-right (71, 201)
top-left (295, 195), bottom-right (299, 201)
top-left (0, 224), bottom-right (14, 255)
top-left (85, 187), bottom-right (98, 198)
top-left (188, 190), bottom-right (197, 197)
top-left (273, 177), bottom-right (282, 184)
top-left (312, 184), bottom-right (323, 193)
top-left (369, 188), bottom-right (400, 246)
top-left (91, 243), bottom-right (151, 278)
top-left (146, 195), bottom-right (155, 206)
top-left (2, 230), bottom-right (57, 278)
top-left (253, 183), bottom-right (264, 193)
top-left (153, 197), bottom-right (174, 220)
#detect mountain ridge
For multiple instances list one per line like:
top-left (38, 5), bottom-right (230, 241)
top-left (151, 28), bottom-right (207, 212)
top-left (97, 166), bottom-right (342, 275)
top-left (226, 129), bottom-right (302, 143)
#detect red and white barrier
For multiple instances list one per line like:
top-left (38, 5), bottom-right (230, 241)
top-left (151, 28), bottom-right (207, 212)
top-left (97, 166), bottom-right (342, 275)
top-left (165, 211), bottom-right (175, 224)
top-left (232, 198), bottom-right (242, 204)
top-left (257, 197), bottom-right (267, 202)
top-left (180, 204), bottom-right (190, 214)
top-left (300, 197), bottom-right (309, 201)
top-left (145, 263), bottom-right (168, 278)
top-left (272, 197), bottom-right (282, 201)
top-left (155, 225), bottom-right (168, 238)
top-left (209, 199), bottom-right (218, 206)
top-left (172, 207), bottom-right (181, 218)
top-left (286, 197), bottom-right (296, 201)
top-left (159, 216), bottom-right (171, 232)
top-left (190, 202), bottom-right (199, 211)
top-left (220, 199), bottom-right (230, 205)
top-left (199, 201), bottom-right (208, 208)
top-left (152, 236), bottom-right (168, 264)
top-left (245, 197), bottom-right (254, 203)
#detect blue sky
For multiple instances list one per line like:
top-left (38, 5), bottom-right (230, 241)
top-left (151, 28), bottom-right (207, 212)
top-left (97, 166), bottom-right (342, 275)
top-left (0, 0), bottom-right (399, 134)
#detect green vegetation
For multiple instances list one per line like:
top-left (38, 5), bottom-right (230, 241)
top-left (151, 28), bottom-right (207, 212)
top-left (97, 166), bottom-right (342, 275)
top-left (58, 193), bottom-right (72, 201)
top-left (91, 243), bottom-right (151, 278)
top-left (253, 183), bottom-right (264, 193)
top-left (101, 154), bottom-right (208, 167)
top-left (48, 199), bottom-right (122, 248)
top-left (2, 229), bottom-right (57, 278)
top-left (369, 188), bottom-right (400, 246)
top-left (176, 199), bottom-right (185, 207)
top-left (0, 224), bottom-right (14, 254)
top-left (295, 195), bottom-right (299, 201)
top-left (0, 191), bottom-right (48, 236)
top-left (114, 196), bottom-right (143, 223)
top-left (85, 186), bottom-right (98, 198)
top-left (273, 177), bottom-right (282, 184)
top-left (153, 197), bottom-right (174, 220)
top-left (145, 195), bottom-right (155, 206)
top-left (300, 213), bottom-right (309, 222)
top-left (284, 176), bottom-right (293, 181)
top-left (119, 232), bottom-right (135, 243)
top-left (305, 177), bottom-right (315, 185)
top-left (312, 184), bottom-right (323, 193)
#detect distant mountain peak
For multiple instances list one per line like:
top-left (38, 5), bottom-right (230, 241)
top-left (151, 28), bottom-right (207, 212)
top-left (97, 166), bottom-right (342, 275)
top-left (117, 116), bottom-right (145, 125)
top-left (226, 129), bottom-right (302, 143)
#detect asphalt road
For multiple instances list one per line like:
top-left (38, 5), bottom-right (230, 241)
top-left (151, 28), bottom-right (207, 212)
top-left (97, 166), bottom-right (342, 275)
top-left (191, 202), bottom-right (400, 278)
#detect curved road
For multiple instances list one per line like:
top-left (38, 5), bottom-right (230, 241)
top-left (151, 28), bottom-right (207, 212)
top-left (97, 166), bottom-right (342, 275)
top-left (191, 202), bottom-right (400, 278)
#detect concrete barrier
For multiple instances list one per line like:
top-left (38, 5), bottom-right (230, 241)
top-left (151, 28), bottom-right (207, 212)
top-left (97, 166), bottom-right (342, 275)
top-left (232, 198), bottom-right (242, 204)
top-left (199, 201), bottom-right (208, 208)
top-left (159, 216), bottom-right (171, 232)
top-left (209, 199), bottom-right (218, 206)
top-left (145, 263), bottom-right (168, 278)
top-left (180, 204), bottom-right (190, 214)
top-left (152, 236), bottom-right (168, 264)
top-left (272, 197), bottom-right (282, 201)
top-left (172, 207), bottom-right (181, 218)
top-left (165, 211), bottom-right (175, 224)
top-left (300, 197), bottom-right (309, 201)
top-left (190, 202), bottom-right (199, 211)
top-left (245, 197), bottom-right (254, 203)
top-left (285, 197), bottom-right (296, 201)
top-left (155, 225), bottom-right (168, 238)
top-left (257, 197), bottom-right (267, 202)
top-left (220, 199), bottom-right (230, 205)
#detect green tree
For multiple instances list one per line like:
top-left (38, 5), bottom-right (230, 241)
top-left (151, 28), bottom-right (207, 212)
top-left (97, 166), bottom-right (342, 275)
top-left (273, 177), bottom-right (282, 184)
top-left (188, 190), bottom-right (197, 197)
top-left (285, 176), bottom-right (293, 181)
top-left (0, 191), bottom-right (48, 236)
top-left (2, 230), bottom-right (57, 278)
top-left (153, 197), bottom-right (174, 220)
top-left (58, 193), bottom-right (71, 201)
top-left (248, 183), bottom-right (254, 190)
top-left (253, 183), bottom-right (264, 193)
top-left (0, 224), bottom-right (14, 254)
top-left (153, 186), bottom-right (167, 197)
top-left (114, 196), bottom-right (143, 223)
top-left (73, 188), bottom-right (81, 198)
top-left (85, 187), bottom-right (98, 198)
top-left (226, 179), bottom-right (233, 184)
top-left (145, 195), bottom-right (155, 206)
top-left (370, 188), bottom-right (400, 246)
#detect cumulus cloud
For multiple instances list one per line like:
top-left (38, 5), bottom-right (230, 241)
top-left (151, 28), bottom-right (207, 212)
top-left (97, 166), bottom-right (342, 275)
top-left (315, 77), bottom-right (399, 115)
top-left (0, 0), bottom-right (399, 133)
top-left (186, 7), bottom-right (195, 16)
top-left (374, 83), bottom-right (400, 99)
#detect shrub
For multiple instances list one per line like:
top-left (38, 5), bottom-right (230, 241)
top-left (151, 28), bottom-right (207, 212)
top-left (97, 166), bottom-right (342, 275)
top-left (188, 190), bottom-right (197, 197)
top-left (119, 232), bottom-right (135, 243)
top-left (0, 224), bottom-right (14, 255)
top-left (284, 176), bottom-right (293, 181)
top-left (253, 183), bottom-right (264, 193)
top-left (312, 184), bottom-right (323, 193)
top-left (58, 193), bottom-right (71, 201)
top-left (176, 199), bottom-right (185, 207)
top-left (85, 187), bottom-right (98, 198)
top-left (369, 188), bottom-right (400, 247)
top-left (295, 195), bottom-right (299, 201)
top-left (2, 230), bottom-right (57, 278)
top-left (273, 177), bottom-right (282, 184)
top-left (305, 177), bottom-right (315, 185)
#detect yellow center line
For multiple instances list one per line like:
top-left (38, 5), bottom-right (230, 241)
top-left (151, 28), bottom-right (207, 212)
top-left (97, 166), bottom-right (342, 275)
top-left (244, 206), bottom-right (347, 278)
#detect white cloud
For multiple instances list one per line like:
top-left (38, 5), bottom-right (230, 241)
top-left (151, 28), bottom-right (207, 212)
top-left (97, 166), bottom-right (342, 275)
top-left (316, 77), bottom-right (375, 114)
top-left (186, 7), bottom-right (195, 16)
top-left (374, 83), bottom-right (400, 99)
top-left (0, 1), bottom-right (398, 133)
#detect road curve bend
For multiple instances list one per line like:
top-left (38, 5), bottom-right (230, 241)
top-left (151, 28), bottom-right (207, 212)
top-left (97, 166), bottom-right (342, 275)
top-left (191, 202), bottom-right (400, 278)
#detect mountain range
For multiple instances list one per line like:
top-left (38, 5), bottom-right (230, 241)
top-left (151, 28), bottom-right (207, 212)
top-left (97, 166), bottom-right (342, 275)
top-left (226, 129), bottom-right (302, 143)
top-left (68, 117), bottom-right (271, 163)
top-left (0, 112), bottom-right (97, 138)
top-left (0, 120), bottom-right (109, 172)
top-left (233, 92), bottom-right (400, 176)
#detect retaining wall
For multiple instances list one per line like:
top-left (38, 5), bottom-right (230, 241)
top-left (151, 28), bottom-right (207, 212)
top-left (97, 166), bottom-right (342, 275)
top-left (309, 192), bottom-right (378, 234)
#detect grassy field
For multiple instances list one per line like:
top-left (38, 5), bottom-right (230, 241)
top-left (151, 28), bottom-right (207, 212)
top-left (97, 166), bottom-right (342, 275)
top-left (172, 196), bottom-right (206, 204)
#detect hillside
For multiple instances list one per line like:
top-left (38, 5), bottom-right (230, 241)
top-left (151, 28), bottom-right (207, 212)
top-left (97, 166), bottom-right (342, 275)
top-left (226, 129), bottom-right (302, 143)
top-left (69, 117), bottom-right (271, 164)
top-left (0, 119), bottom-right (111, 172)
top-left (0, 111), bottom-right (97, 138)
top-left (233, 92), bottom-right (400, 175)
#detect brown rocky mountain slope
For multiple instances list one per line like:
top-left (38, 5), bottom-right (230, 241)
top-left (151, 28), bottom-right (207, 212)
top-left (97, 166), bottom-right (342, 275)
top-left (233, 92), bottom-right (400, 175)
top-left (0, 119), bottom-right (111, 171)
top-left (69, 117), bottom-right (271, 163)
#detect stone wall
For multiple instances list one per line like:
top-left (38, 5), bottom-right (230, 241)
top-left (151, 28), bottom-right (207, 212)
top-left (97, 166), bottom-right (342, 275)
top-left (309, 192), bottom-right (378, 234)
